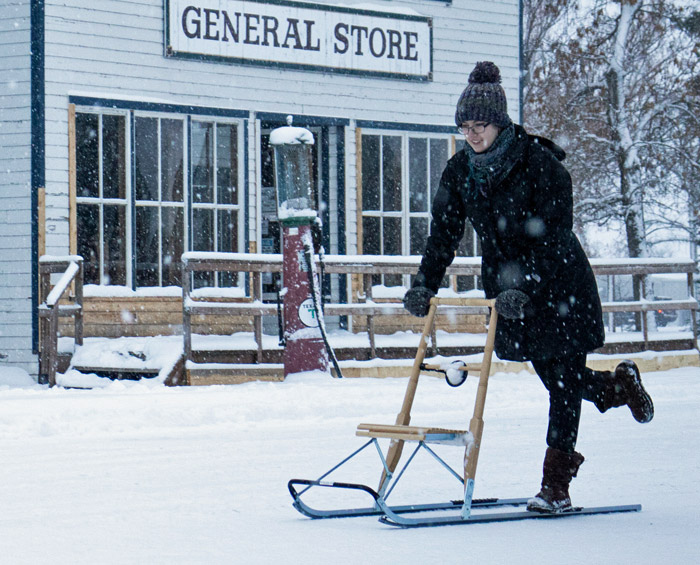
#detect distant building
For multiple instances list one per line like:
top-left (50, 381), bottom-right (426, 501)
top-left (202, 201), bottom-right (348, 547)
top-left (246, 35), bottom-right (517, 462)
top-left (0, 0), bottom-right (520, 374)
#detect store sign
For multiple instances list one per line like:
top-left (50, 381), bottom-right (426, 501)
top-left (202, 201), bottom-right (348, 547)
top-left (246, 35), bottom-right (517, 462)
top-left (165, 0), bottom-right (432, 79)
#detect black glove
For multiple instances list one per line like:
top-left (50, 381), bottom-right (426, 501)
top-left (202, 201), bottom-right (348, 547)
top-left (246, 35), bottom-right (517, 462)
top-left (403, 286), bottom-right (435, 317)
top-left (495, 289), bottom-right (530, 320)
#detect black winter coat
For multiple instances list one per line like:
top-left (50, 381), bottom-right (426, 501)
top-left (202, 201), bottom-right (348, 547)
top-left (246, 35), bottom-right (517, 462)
top-left (417, 124), bottom-right (604, 361)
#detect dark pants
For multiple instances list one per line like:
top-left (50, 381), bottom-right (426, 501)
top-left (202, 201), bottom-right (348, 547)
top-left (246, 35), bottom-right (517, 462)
top-left (531, 352), bottom-right (609, 454)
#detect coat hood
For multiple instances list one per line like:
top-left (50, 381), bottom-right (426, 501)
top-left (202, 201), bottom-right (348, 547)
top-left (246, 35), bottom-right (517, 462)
top-left (529, 134), bottom-right (566, 161)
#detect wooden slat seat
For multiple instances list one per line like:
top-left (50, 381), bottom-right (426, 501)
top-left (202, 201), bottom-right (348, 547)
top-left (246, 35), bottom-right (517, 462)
top-left (356, 423), bottom-right (471, 445)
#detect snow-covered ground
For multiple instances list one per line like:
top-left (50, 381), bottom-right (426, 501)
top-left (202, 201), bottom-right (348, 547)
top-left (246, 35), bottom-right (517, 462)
top-left (57, 325), bottom-right (697, 385)
top-left (0, 364), bottom-right (698, 564)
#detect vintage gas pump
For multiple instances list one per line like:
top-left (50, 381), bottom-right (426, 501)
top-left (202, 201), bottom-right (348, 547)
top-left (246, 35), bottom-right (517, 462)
top-left (270, 117), bottom-right (338, 377)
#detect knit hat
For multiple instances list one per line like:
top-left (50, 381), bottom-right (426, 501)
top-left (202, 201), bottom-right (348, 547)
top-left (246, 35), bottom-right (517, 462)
top-left (455, 61), bottom-right (511, 128)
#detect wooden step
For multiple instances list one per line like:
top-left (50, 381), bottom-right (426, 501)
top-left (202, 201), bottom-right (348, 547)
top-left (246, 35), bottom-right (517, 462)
top-left (71, 366), bottom-right (160, 381)
top-left (186, 362), bottom-right (285, 385)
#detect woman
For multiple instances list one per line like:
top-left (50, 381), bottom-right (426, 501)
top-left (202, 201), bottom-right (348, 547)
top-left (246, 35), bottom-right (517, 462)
top-left (403, 61), bottom-right (654, 513)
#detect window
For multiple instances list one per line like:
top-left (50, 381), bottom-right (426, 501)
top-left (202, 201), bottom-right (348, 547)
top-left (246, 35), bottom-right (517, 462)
top-left (74, 107), bottom-right (245, 289)
top-left (191, 120), bottom-right (243, 288)
top-left (133, 115), bottom-right (186, 287)
top-left (75, 111), bottom-right (129, 286)
top-left (360, 130), bottom-right (453, 287)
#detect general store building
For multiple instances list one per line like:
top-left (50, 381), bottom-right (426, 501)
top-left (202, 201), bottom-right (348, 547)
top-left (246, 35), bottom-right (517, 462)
top-left (0, 0), bottom-right (521, 375)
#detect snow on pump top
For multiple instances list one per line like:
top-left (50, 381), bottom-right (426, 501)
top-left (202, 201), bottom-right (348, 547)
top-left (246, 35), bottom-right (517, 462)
top-left (270, 115), bottom-right (315, 146)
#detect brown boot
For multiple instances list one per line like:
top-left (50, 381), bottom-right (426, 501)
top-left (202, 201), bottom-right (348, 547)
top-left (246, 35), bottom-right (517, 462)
top-left (615, 360), bottom-right (654, 423)
top-left (527, 447), bottom-right (585, 514)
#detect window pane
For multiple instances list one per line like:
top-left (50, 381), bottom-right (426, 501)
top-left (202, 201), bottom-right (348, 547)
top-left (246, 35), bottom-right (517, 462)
top-left (161, 207), bottom-right (183, 286)
top-left (361, 135), bottom-right (380, 211)
top-left (192, 208), bottom-right (214, 288)
top-left (192, 121), bottom-right (214, 204)
top-left (310, 129), bottom-right (320, 210)
top-left (218, 209), bottom-right (238, 253)
top-left (193, 271), bottom-right (214, 290)
top-left (103, 204), bottom-right (126, 286)
top-left (409, 138), bottom-right (428, 212)
top-left (102, 115), bottom-right (126, 199)
top-left (410, 217), bottom-right (429, 255)
top-left (382, 136), bottom-right (402, 212)
top-left (161, 119), bottom-right (184, 202)
top-left (457, 218), bottom-right (479, 291)
top-left (218, 209), bottom-right (239, 287)
top-left (135, 117), bottom-right (159, 201)
top-left (457, 275), bottom-right (478, 292)
top-left (383, 217), bottom-right (402, 286)
top-left (192, 208), bottom-right (214, 251)
top-left (430, 139), bottom-right (448, 204)
top-left (217, 124), bottom-right (238, 205)
top-left (261, 134), bottom-right (275, 188)
top-left (458, 219), bottom-right (477, 257)
top-left (76, 113), bottom-right (99, 198)
top-left (383, 217), bottom-right (402, 256)
top-left (135, 206), bottom-right (159, 286)
top-left (362, 216), bottom-right (380, 255)
top-left (77, 203), bottom-right (99, 284)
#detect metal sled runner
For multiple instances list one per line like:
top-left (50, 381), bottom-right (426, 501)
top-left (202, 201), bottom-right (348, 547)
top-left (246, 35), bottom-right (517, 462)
top-left (288, 297), bottom-right (641, 527)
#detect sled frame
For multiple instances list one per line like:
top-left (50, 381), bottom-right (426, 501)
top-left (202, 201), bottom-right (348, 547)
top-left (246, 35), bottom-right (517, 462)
top-left (288, 297), bottom-right (643, 527)
top-left (289, 297), bottom-right (502, 519)
top-left (288, 434), bottom-right (530, 520)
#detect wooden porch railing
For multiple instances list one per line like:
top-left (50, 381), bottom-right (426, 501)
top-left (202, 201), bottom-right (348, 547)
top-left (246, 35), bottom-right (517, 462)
top-left (182, 253), bottom-right (698, 364)
top-left (35, 254), bottom-right (698, 384)
top-left (592, 258), bottom-right (699, 345)
top-left (38, 255), bottom-right (84, 386)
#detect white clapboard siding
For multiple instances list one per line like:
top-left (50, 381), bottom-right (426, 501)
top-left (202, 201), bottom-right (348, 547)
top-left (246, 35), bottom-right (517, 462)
top-left (40, 0), bottom-right (518, 253)
top-left (0, 0), bottom-right (34, 372)
top-left (0, 222), bottom-right (31, 237)
top-left (42, 0), bottom-right (519, 123)
top-left (1, 285), bottom-right (34, 301)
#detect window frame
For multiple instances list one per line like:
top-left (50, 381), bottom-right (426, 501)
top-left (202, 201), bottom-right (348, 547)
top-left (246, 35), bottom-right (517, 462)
top-left (359, 127), bottom-right (460, 287)
top-left (72, 105), bottom-right (247, 289)
top-left (132, 110), bottom-right (189, 288)
top-left (190, 116), bottom-right (246, 289)
top-left (73, 107), bottom-right (132, 286)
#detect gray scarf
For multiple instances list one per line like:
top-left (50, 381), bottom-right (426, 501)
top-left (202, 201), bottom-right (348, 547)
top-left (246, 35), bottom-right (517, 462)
top-left (466, 123), bottom-right (517, 197)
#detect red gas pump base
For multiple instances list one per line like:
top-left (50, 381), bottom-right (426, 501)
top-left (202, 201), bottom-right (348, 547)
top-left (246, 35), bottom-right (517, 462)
top-left (281, 221), bottom-right (330, 377)
top-left (283, 335), bottom-right (329, 377)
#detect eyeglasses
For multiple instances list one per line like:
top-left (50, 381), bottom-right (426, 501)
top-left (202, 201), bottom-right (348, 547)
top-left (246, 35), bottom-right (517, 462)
top-left (458, 122), bottom-right (489, 135)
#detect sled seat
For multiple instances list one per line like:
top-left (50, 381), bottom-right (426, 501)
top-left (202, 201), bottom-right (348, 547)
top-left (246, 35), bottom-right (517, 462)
top-left (356, 423), bottom-right (472, 446)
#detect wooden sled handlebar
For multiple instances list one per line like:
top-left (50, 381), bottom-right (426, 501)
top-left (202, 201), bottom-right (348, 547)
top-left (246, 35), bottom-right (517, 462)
top-left (369, 297), bottom-right (498, 491)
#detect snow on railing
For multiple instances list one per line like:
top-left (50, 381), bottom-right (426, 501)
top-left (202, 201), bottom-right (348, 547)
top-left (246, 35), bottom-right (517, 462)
top-left (38, 255), bottom-right (84, 387)
top-left (183, 251), bottom-right (695, 273)
top-left (39, 254), bottom-right (84, 264)
top-left (45, 261), bottom-right (80, 307)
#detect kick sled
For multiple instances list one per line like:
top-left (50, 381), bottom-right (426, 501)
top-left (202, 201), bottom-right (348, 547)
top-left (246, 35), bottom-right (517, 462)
top-left (288, 297), bottom-right (641, 528)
